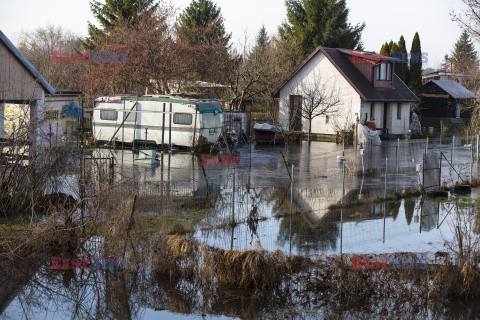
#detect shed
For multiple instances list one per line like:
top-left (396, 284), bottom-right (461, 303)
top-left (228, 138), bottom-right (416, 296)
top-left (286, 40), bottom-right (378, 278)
top-left (420, 80), bottom-right (476, 118)
top-left (0, 29), bottom-right (55, 156)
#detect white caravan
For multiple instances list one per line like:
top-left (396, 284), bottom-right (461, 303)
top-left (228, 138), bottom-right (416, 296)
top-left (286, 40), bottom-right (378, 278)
top-left (93, 96), bottom-right (223, 147)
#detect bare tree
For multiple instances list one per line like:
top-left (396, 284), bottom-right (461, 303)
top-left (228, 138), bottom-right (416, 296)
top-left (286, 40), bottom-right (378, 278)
top-left (452, 1), bottom-right (480, 41)
top-left (294, 75), bottom-right (341, 142)
top-left (17, 25), bottom-right (85, 90)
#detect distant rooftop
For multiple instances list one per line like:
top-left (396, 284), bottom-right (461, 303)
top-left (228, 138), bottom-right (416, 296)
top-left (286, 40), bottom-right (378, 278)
top-left (428, 79), bottom-right (476, 99)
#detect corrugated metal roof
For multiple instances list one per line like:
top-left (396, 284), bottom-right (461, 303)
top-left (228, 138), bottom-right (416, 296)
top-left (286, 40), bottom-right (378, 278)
top-left (430, 80), bottom-right (476, 99)
top-left (0, 29), bottom-right (55, 95)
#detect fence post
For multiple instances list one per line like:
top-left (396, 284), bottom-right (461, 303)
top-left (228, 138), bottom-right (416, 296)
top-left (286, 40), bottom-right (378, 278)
top-left (422, 154), bottom-right (425, 191)
top-left (396, 138), bottom-right (399, 174)
top-left (109, 157), bottom-right (114, 185)
top-left (452, 135), bottom-right (455, 165)
top-left (145, 128), bottom-right (148, 149)
top-left (384, 157), bottom-right (388, 199)
top-left (340, 160), bottom-right (345, 258)
top-left (231, 167), bottom-right (236, 226)
top-left (383, 157), bottom-right (388, 243)
top-left (477, 134), bottom-right (479, 162)
top-left (471, 139), bottom-right (474, 183)
top-left (439, 153), bottom-right (442, 188)
top-left (361, 145), bottom-right (365, 175)
top-left (289, 164), bottom-right (295, 255)
top-left (425, 137), bottom-right (429, 154)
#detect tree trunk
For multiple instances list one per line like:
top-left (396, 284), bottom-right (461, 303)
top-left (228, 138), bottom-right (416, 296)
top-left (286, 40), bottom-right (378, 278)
top-left (308, 119), bottom-right (312, 142)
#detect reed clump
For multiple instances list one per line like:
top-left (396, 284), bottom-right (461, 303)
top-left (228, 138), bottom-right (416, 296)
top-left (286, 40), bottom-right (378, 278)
top-left (148, 233), bottom-right (480, 303)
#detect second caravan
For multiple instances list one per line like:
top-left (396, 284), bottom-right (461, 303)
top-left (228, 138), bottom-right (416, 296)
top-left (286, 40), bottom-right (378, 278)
top-left (93, 96), bottom-right (223, 148)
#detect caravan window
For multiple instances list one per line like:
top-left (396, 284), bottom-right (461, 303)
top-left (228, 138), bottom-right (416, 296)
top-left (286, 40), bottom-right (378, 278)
top-left (100, 110), bottom-right (118, 121)
top-left (124, 111), bottom-right (136, 122)
top-left (173, 113), bottom-right (193, 125)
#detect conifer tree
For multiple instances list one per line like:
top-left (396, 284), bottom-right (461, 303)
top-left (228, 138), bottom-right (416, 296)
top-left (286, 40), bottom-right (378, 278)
top-left (396, 35), bottom-right (409, 83)
top-left (450, 30), bottom-right (478, 73)
top-left (389, 42), bottom-right (400, 78)
top-left (252, 25), bottom-right (269, 56)
top-left (279, 0), bottom-right (365, 58)
top-left (408, 32), bottom-right (423, 96)
top-left (380, 42), bottom-right (390, 54)
top-left (177, 0), bottom-right (231, 47)
top-left (82, 0), bottom-right (159, 49)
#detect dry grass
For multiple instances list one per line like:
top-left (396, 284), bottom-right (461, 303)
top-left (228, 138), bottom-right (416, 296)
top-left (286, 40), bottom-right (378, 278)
top-left (143, 231), bottom-right (480, 304)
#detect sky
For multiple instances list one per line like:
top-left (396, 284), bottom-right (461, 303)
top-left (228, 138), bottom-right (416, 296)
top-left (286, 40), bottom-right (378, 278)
top-left (0, 0), bottom-right (475, 69)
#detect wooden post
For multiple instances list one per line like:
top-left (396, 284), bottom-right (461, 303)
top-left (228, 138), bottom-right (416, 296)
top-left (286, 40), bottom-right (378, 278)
top-left (109, 157), bottom-right (114, 185)
top-left (201, 163), bottom-right (209, 196)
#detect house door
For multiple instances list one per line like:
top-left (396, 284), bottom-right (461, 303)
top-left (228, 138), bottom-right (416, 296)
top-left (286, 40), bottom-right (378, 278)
top-left (289, 95), bottom-right (302, 131)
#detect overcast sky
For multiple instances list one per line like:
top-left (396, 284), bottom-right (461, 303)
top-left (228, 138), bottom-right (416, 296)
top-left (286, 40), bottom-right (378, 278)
top-left (0, 0), bottom-right (474, 69)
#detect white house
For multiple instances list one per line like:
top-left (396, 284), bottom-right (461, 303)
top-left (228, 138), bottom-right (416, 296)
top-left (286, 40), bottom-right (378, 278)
top-left (274, 47), bottom-right (419, 140)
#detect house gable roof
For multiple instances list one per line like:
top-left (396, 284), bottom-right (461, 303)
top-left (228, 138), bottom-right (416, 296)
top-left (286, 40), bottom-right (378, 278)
top-left (274, 46), bottom-right (419, 103)
top-left (427, 80), bottom-right (476, 99)
top-left (0, 29), bottom-right (55, 95)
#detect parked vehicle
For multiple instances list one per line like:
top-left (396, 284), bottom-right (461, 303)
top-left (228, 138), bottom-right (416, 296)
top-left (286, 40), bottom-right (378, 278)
top-left (93, 95), bottom-right (223, 148)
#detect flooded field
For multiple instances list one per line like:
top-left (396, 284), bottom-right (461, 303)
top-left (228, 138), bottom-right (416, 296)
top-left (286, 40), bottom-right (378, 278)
top-left (2, 138), bottom-right (480, 319)
top-left (105, 137), bottom-right (480, 255)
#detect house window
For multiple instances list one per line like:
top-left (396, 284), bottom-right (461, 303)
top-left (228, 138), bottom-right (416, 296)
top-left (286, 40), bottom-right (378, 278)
top-left (124, 111), bottom-right (136, 122)
top-left (370, 104), bottom-right (375, 120)
top-left (456, 105), bottom-right (461, 118)
top-left (100, 110), bottom-right (118, 121)
top-left (397, 104), bottom-right (402, 120)
top-left (173, 113), bottom-right (193, 125)
top-left (376, 63), bottom-right (392, 81)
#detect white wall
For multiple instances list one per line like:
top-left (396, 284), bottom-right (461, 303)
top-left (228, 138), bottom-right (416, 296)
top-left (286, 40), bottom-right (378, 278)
top-left (361, 102), bottom-right (410, 135)
top-left (390, 102), bottom-right (410, 134)
top-left (278, 51), bottom-right (361, 135)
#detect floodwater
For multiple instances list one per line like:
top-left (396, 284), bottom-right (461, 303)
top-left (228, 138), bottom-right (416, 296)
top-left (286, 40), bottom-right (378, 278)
top-left (2, 138), bottom-right (480, 319)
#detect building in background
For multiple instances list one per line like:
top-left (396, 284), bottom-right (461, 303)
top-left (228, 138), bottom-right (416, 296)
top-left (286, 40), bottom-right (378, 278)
top-left (274, 47), bottom-right (419, 141)
top-left (419, 79), bottom-right (476, 134)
